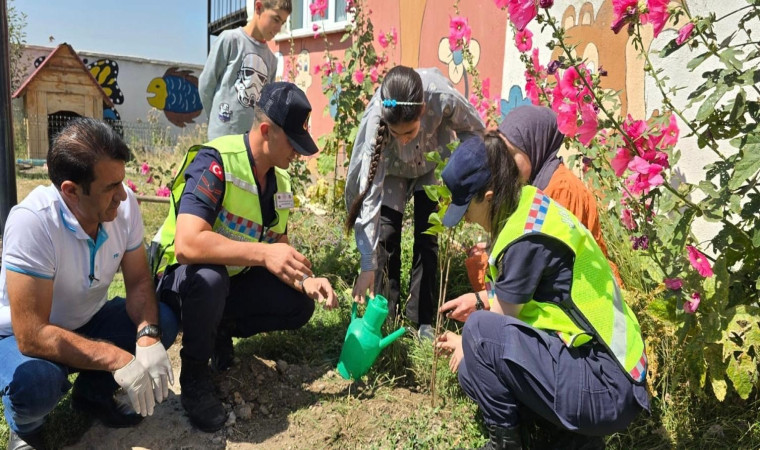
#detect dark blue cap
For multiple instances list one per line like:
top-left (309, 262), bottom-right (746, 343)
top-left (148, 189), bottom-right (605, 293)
top-left (441, 136), bottom-right (491, 227)
top-left (257, 82), bottom-right (319, 156)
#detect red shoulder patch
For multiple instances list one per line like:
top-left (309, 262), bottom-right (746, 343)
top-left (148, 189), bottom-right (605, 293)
top-left (209, 161), bottom-right (223, 180)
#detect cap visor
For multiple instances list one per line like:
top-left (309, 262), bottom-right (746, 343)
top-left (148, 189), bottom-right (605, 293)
top-left (288, 131), bottom-right (319, 156)
top-left (442, 202), bottom-right (469, 228)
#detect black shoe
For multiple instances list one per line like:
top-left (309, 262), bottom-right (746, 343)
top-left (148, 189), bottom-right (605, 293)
top-left (478, 425), bottom-right (523, 450)
top-left (543, 430), bottom-right (605, 450)
top-left (71, 385), bottom-right (143, 428)
top-left (8, 429), bottom-right (47, 450)
top-left (180, 360), bottom-right (227, 432)
top-left (210, 325), bottom-right (235, 372)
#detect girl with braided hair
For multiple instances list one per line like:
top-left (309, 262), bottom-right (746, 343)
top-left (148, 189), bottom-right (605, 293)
top-left (345, 66), bottom-right (484, 339)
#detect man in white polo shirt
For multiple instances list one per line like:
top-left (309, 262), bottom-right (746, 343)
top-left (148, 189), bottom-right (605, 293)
top-left (0, 118), bottom-right (178, 450)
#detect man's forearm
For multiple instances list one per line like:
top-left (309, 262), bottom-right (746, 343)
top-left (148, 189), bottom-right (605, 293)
top-left (176, 228), bottom-right (270, 267)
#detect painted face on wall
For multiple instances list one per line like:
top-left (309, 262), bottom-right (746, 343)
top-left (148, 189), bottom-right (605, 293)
top-left (235, 53), bottom-right (269, 107)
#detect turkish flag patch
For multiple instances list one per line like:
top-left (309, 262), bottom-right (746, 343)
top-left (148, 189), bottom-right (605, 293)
top-left (209, 161), bottom-right (223, 180)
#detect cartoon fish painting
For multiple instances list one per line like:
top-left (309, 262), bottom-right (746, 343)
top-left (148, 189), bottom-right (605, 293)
top-left (146, 67), bottom-right (203, 128)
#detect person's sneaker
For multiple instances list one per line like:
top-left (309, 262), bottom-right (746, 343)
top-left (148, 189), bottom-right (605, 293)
top-left (71, 382), bottom-right (143, 428)
top-left (211, 326), bottom-right (235, 372)
top-left (418, 324), bottom-right (435, 341)
top-left (180, 360), bottom-right (227, 432)
top-left (8, 429), bottom-right (47, 450)
top-left (478, 425), bottom-right (523, 450)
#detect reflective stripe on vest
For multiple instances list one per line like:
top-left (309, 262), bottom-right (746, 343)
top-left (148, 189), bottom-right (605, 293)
top-left (151, 134), bottom-right (291, 277)
top-left (486, 186), bottom-right (647, 384)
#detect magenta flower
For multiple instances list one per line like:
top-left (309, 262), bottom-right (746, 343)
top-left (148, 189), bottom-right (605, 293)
top-left (642, 0), bottom-right (669, 38)
top-left (664, 278), bottom-right (683, 290)
top-left (621, 208), bottom-right (636, 230)
top-left (390, 27), bottom-right (398, 46)
top-left (539, 0), bottom-right (554, 7)
top-left (312, 23), bottom-right (321, 39)
top-left (687, 245), bottom-right (714, 278)
top-left (369, 66), bottom-right (380, 83)
top-left (684, 292), bottom-right (701, 314)
top-left (448, 16), bottom-right (472, 51)
top-left (353, 70), bottom-right (365, 84)
top-left (378, 30), bottom-right (389, 49)
top-left (611, 148), bottom-right (633, 177)
top-left (515, 29), bottom-right (533, 52)
top-left (335, 62), bottom-right (344, 74)
top-left (309, 0), bottom-right (328, 17)
top-left (576, 102), bottom-right (599, 146)
top-left (494, 0), bottom-right (509, 7)
top-left (140, 162), bottom-right (150, 175)
top-left (611, 0), bottom-right (639, 34)
top-left (126, 179), bottom-right (138, 193)
top-left (508, 0), bottom-right (538, 31)
top-left (156, 186), bottom-right (171, 197)
top-left (676, 22), bottom-right (695, 46)
top-left (146, 176), bottom-right (153, 184)
top-left (661, 113), bottom-right (679, 148)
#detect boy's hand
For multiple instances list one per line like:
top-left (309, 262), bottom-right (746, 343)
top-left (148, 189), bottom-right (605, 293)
top-left (304, 277), bottom-right (338, 309)
top-left (352, 271), bottom-right (375, 304)
top-left (435, 331), bottom-right (464, 373)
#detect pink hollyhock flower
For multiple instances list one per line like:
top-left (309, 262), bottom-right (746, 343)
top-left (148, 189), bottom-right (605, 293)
top-left (554, 101), bottom-right (579, 137)
top-left (140, 162), bottom-right (150, 175)
top-left (676, 22), bottom-right (695, 46)
top-left (156, 186), bottom-right (171, 197)
top-left (556, 65), bottom-right (592, 102)
top-left (611, 0), bottom-right (639, 34)
top-left (378, 30), bottom-right (389, 48)
top-left (126, 180), bottom-right (137, 193)
top-left (525, 75), bottom-right (540, 105)
top-left (309, 0), bottom-right (328, 17)
top-left (469, 93), bottom-right (479, 107)
top-left (621, 208), bottom-right (636, 230)
top-left (664, 278), bottom-right (683, 290)
top-left (515, 29), bottom-right (533, 52)
top-left (369, 66), bottom-right (380, 83)
top-left (539, 0), bottom-right (554, 6)
top-left (661, 113), bottom-right (679, 148)
top-left (390, 27), bottom-right (398, 45)
top-left (494, 0), bottom-right (509, 7)
top-left (684, 292), bottom-right (701, 314)
top-left (642, 0), bottom-right (669, 38)
top-left (576, 102), bottom-right (599, 146)
top-left (313, 62), bottom-right (321, 75)
top-left (611, 148), bottom-right (633, 177)
top-left (448, 16), bottom-right (472, 51)
top-left (335, 62), bottom-right (344, 74)
top-left (508, 0), bottom-right (538, 31)
top-left (146, 176), bottom-right (153, 184)
top-left (482, 78), bottom-right (491, 98)
top-left (353, 70), bottom-right (365, 84)
top-left (312, 23), bottom-right (321, 39)
top-left (687, 245), bottom-right (714, 277)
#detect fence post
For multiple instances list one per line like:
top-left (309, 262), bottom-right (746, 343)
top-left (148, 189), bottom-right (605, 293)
top-left (0, 0), bottom-right (18, 234)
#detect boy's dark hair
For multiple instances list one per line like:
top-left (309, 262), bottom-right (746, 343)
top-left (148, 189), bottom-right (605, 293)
top-left (481, 131), bottom-right (523, 243)
top-left (47, 117), bottom-right (131, 194)
top-left (345, 66), bottom-right (425, 232)
top-left (259, 0), bottom-right (292, 13)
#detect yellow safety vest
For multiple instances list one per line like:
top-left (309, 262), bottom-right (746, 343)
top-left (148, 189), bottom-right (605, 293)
top-left (486, 186), bottom-right (647, 384)
top-left (151, 135), bottom-right (291, 276)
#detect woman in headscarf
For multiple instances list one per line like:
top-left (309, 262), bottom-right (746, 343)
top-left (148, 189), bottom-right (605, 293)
top-left (444, 105), bottom-right (621, 322)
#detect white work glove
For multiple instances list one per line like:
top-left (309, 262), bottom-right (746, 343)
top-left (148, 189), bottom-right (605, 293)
top-left (112, 356), bottom-right (155, 416)
top-left (135, 341), bottom-right (174, 403)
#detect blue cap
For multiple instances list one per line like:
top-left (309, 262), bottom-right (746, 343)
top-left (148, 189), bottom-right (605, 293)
top-left (257, 82), bottom-right (319, 156)
top-left (441, 136), bottom-right (491, 227)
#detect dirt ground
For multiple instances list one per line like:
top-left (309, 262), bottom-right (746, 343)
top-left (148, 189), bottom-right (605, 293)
top-left (65, 335), bottom-right (440, 450)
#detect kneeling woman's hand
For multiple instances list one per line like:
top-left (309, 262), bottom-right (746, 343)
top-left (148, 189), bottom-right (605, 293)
top-left (303, 277), bottom-right (339, 309)
top-left (435, 331), bottom-right (464, 373)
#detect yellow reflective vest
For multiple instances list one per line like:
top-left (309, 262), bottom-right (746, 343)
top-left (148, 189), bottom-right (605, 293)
top-left (486, 186), bottom-right (647, 384)
top-left (151, 135), bottom-right (291, 277)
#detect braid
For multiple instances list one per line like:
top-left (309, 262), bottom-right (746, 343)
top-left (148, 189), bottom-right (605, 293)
top-left (345, 121), bottom-right (388, 233)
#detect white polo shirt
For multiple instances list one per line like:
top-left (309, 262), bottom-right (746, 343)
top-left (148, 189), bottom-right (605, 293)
top-left (0, 184), bottom-right (144, 337)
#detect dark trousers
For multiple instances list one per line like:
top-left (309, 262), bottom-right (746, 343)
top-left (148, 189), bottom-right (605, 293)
top-left (374, 190), bottom-right (438, 326)
top-left (457, 311), bottom-right (648, 436)
top-left (0, 298), bottom-right (178, 434)
top-left (157, 264), bottom-right (315, 364)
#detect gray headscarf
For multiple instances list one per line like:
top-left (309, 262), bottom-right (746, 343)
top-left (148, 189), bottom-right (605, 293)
top-left (497, 105), bottom-right (565, 190)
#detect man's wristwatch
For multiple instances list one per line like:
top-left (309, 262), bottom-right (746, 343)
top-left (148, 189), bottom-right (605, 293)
top-left (136, 324), bottom-right (162, 341)
top-left (474, 291), bottom-right (484, 311)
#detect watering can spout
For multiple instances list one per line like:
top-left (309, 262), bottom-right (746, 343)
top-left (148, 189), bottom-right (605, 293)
top-left (379, 326), bottom-right (406, 350)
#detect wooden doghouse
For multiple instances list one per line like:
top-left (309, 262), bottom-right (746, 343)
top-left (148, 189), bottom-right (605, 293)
top-left (12, 43), bottom-right (114, 159)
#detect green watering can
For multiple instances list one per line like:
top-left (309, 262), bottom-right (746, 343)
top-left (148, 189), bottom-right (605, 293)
top-left (336, 294), bottom-right (406, 380)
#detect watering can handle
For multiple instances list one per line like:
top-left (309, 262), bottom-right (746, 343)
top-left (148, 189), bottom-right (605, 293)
top-left (351, 301), bottom-right (358, 321)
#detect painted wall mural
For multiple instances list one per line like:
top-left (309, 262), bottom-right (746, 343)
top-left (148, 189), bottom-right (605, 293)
top-left (294, 50), bottom-right (313, 93)
top-left (146, 67), bottom-right (203, 128)
top-left (87, 58), bottom-right (124, 121)
top-left (437, 37), bottom-right (481, 97)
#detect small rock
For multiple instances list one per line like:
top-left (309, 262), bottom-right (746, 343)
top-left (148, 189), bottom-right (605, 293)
top-left (225, 411), bottom-right (236, 427)
top-left (233, 391), bottom-right (244, 405)
top-left (314, 382), bottom-right (325, 392)
top-left (235, 404), bottom-right (253, 420)
top-left (260, 405), bottom-right (269, 415)
top-left (276, 359), bottom-right (289, 373)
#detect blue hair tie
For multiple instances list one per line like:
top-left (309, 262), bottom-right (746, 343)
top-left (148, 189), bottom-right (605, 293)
top-left (382, 98), bottom-right (423, 108)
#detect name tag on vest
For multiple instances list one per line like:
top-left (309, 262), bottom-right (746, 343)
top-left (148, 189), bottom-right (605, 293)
top-left (275, 192), bottom-right (294, 209)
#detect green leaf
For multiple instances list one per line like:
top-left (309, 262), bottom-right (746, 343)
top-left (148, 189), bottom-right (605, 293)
top-left (423, 185), bottom-right (440, 202)
top-left (704, 343), bottom-right (728, 400)
top-left (696, 84), bottom-right (728, 120)
top-left (687, 52), bottom-right (710, 71)
top-left (726, 351), bottom-right (756, 399)
top-left (729, 90), bottom-right (746, 122)
top-left (752, 229), bottom-right (760, 248)
top-left (647, 296), bottom-right (677, 325)
top-left (729, 134), bottom-right (760, 189)
top-left (719, 47), bottom-right (743, 70)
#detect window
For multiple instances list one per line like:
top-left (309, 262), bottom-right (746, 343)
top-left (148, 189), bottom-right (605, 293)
top-left (275, 0), bottom-right (350, 41)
